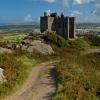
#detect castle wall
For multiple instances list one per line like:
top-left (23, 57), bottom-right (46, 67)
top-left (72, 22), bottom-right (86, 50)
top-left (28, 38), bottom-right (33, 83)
top-left (40, 12), bottom-right (76, 39)
top-left (40, 16), bottom-right (55, 32)
top-left (40, 17), bottom-right (48, 33)
top-left (56, 18), bottom-right (64, 36)
top-left (48, 17), bottom-right (55, 32)
top-left (63, 17), bottom-right (69, 39)
top-left (69, 17), bottom-right (75, 38)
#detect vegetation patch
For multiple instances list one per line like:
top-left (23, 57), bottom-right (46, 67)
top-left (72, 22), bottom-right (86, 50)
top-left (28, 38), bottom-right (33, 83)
top-left (83, 35), bottom-right (100, 47)
top-left (0, 33), bottom-right (27, 42)
top-left (52, 49), bottom-right (100, 100)
top-left (0, 53), bottom-right (37, 99)
top-left (44, 32), bottom-right (68, 47)
top-left (0, 31), bottom-right (100, 100)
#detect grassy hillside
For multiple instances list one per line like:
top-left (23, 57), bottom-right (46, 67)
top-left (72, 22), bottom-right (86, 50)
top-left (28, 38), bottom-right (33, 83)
top-left (52, 50), bottom-right (100, 100)
top-left (0, 53), bottom-right (38, 99)
top-left (51, 34), bottom-right (100, 100)
top-left (0, 31), bottom-right (100, 99)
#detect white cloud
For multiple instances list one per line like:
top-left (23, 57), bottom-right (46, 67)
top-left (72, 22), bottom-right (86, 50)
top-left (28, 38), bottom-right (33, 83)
top-left (95, 0), bottom-right (100, 8)
top-left (74, 0), bottom-right (94, 5)
top-left (96, 4), bottom-right (100, 8)
top-left (91, 0), bottom-right (100, 17)
top-left (24, 14), bottom-right (33, 22)
top-left (43, 0), bottom-right (69, 6)
top-left (41, 0), bottom-right (99, 7)
top-left (43, 0), bottom-right (56, 3)
top-left (60, 0), bottom-right (69, 6)
top-left (70, 10), bottom-right (81, 17)
top-left (91, 9), bottom-right (100, 17)
top-left (45, 9), bottom-right (51, 15)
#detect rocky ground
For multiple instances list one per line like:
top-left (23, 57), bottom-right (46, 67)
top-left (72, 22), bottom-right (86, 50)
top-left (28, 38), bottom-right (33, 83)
top-left (0, 32), bottom-right (54, 55)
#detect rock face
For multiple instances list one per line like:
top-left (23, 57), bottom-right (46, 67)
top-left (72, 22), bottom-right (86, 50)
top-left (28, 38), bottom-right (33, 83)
top-left (0, 47), bottom-right (12, 54)
top-left (0, 32), bottom-right (54, 55)
top-left (27, 40), bottom-right (54, 55)
top-left (0, 68), bottom-right (6, 84)
top-left (19, 32), bottom-right (54, 55)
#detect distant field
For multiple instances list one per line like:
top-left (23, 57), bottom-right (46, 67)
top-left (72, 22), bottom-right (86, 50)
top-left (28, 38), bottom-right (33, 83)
top-left (0, 24), bottom-right (40, 34)
top-left (0, 24), bottom-right (40, 42)
top-left (0, 33), bottom-right (27, 42)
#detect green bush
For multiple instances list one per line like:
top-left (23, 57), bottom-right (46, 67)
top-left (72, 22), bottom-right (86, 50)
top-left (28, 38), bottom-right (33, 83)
top-left (68, 38), bottom-right (90, 50)
top-left (44, 32), bottom-right (90, 50)
top-left (44, 32), bottom-right (68, 47)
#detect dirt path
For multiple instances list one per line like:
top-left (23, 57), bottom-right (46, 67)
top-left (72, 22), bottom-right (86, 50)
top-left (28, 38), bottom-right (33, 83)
top-left (4, 61), bottom-right (58, 100)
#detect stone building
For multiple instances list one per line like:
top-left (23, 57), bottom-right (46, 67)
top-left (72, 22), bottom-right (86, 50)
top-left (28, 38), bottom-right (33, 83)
top-left (40, 12), bottom-right (76, 39)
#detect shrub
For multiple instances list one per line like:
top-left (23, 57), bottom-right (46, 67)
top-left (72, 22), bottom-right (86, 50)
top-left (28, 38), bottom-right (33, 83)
top-left (44, 32), bottom-right (68, 47)
top-left (68, 38), bottom-right (90, 50)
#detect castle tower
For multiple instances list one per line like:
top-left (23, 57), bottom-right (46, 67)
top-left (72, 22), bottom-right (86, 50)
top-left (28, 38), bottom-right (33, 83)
top-left (40, 12), bottom-right (76, 39)
top-left (40, 12), bottom-right (55, 32)
top-left (69, 17), bottom-right (75, 38)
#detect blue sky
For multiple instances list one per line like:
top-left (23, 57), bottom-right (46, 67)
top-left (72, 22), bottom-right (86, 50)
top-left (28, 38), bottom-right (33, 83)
top-left (0, 0), bottom-right (100, 24)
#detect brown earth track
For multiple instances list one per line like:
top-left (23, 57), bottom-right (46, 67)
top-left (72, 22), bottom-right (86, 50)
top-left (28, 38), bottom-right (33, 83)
top-left (4, 61), bottom-right (58, 100)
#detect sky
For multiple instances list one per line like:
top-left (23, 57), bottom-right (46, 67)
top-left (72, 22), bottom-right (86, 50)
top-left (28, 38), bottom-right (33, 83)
top-left (0, 0), bottom-right (100, 24)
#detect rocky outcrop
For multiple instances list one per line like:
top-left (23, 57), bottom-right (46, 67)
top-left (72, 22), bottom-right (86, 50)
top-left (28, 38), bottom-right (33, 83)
top-left (0, 32), bottom-right (54, 55)
top-left (0, 47), bottom-right (12, 54)
top-left (19, 32), bottom-right (54, 55)
top-left (27, 40), bottom-right (54, 55)
top-left (0, 68), bottom-right (7, 84)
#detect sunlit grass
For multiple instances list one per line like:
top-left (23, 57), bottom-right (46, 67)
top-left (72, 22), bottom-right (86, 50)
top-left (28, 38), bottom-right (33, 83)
top-left (0, 33), bottom-right (27, 42)
top-left (0, 53), bottom-right (38, 99)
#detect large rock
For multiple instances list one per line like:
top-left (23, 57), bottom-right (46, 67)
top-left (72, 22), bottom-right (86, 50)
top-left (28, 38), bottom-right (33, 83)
top-left (22, 45), bottom-right (28, 51)
top-left (0, 47), bottom-right (12, 54)
top-left (0, 68), bottom-right (6, 84)
top-left (27, 40), bottom-right (54, 55)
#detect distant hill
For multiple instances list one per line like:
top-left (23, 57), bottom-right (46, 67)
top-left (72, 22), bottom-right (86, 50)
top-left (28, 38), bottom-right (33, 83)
top-left (76, 23), bottom-right (100, 29)
top-left (0, 24), bottom-right (40, 34)
top-left (0, 21), bottom-right (39, 26)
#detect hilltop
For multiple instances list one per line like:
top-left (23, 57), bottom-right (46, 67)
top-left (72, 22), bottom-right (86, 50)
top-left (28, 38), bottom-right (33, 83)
top-left (0, 26), bottom-right (100, 100)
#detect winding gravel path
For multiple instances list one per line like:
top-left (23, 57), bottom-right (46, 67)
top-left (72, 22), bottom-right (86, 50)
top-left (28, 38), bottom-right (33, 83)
top-left (4, 61), bottom-right (58, 100)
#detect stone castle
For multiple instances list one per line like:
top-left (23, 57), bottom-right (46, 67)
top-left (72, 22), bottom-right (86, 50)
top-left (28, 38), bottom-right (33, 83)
top-left (40, 12), bottom-right (76, 39)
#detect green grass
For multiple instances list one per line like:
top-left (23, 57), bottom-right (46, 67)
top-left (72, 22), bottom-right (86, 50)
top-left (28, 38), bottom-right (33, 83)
top-left (0, 33), bottom-right (27, 42)
top-left (52, 47), bottom-right (100, 100)
top-left (0, 53), bottom-right (38, 99)
top-left (49, 33), bottom-right (100, 100)
top-left (0, 32), bottom-right (100, 100)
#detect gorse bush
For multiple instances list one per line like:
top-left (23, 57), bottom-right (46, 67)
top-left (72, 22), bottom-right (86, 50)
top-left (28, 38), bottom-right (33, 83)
top-left (44, 32), bottom-right (68, 47)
